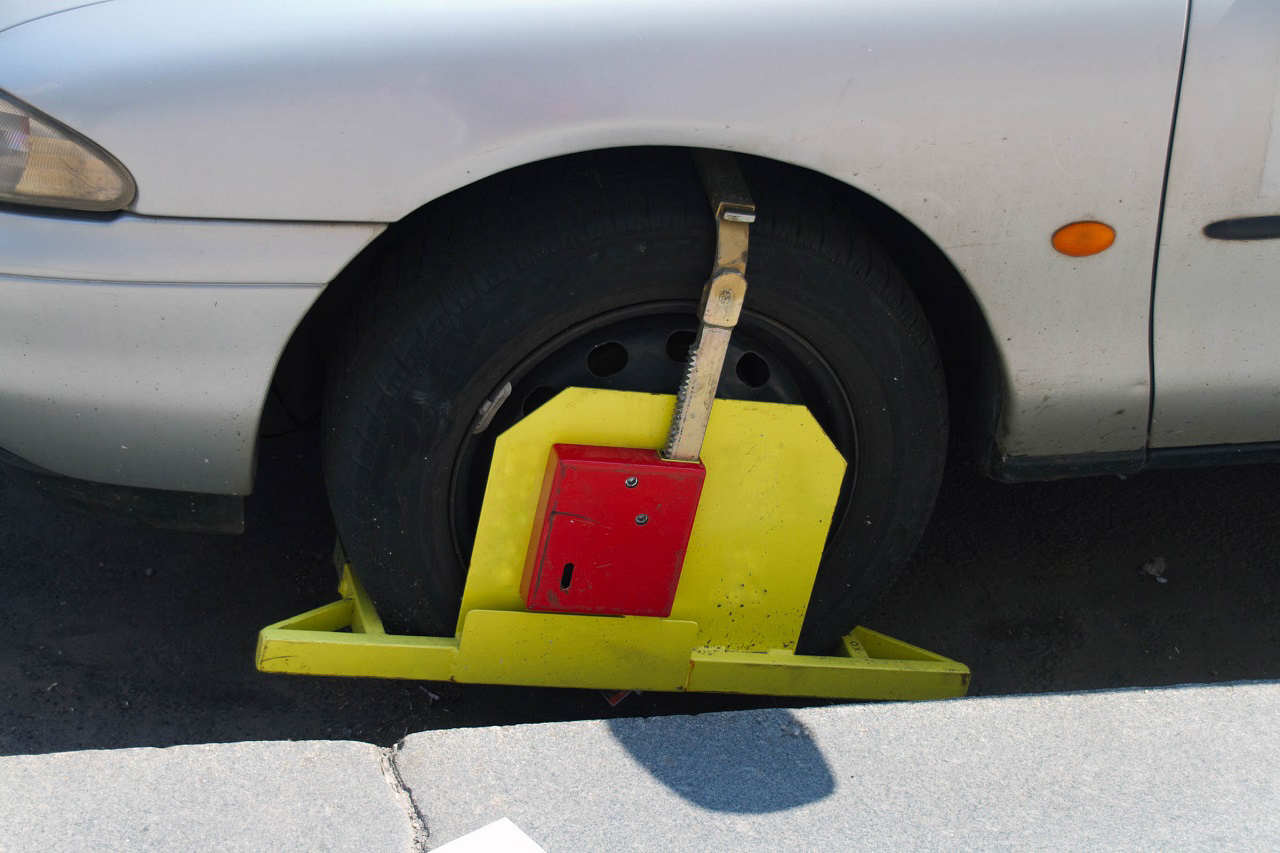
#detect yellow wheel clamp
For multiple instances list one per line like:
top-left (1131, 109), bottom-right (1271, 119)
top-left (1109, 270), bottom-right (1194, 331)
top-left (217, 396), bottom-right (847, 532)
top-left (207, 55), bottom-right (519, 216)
top-left (257, 154), bottom-right (969, 702)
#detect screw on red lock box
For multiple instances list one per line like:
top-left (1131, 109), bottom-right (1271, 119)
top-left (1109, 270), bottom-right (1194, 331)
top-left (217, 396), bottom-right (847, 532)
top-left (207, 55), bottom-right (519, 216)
top-left (520, 151), bottom-right (754, 618)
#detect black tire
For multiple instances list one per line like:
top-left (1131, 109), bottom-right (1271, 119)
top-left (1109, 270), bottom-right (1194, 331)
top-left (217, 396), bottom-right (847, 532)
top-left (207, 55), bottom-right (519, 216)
top-left (323, 150), bottom-right (946, 653)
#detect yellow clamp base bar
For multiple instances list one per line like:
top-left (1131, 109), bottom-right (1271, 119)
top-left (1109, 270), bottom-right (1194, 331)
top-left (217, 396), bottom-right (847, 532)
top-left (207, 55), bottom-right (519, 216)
top-left (257, 567), bottom-right (970, 701)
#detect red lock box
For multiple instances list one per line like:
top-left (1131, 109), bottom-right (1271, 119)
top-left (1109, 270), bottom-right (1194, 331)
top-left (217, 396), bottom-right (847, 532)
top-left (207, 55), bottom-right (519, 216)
top-left (520, 444), bottom-right (706, 617)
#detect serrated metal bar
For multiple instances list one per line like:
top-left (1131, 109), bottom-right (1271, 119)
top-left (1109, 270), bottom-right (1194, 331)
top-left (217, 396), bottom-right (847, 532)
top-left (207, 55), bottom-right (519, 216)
top-left (662, 152), bottom-right (755, 462)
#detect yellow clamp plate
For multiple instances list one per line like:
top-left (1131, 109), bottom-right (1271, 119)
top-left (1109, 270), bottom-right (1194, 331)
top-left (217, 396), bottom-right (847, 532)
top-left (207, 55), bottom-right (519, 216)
top-left (460, 387), bottom-right (846, 652)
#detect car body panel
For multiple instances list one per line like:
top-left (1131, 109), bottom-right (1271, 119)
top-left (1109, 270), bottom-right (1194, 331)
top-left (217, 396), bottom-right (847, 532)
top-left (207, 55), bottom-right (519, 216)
top-left (0, 0), bottom-right (1190, 471)
top-left (0, 213), bottom-right (382, 493)
top-left (1151, 0), bottom-right (1280, 447)
top-left (0, 276), bottom-right (320, 494)
top-left (0, 0), bottom-right (110, 34)
top-left (0, 211), bottom-right (383, 284)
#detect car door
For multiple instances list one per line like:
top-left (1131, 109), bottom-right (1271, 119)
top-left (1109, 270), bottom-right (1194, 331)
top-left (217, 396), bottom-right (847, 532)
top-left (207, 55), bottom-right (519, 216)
top-left (1152, 0), bottom-right (1280, 447)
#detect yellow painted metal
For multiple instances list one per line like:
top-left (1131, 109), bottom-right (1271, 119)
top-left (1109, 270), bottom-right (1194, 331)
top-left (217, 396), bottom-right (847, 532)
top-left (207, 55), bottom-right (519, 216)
top-left (686, 629), bottom-right (970, 699)
top-left (255, 566), bottom-right (458, 680)
top-left (344, 567), bottom-right (387, 635)
top-left (257, 565), bottom-right (701, 689)
top-left (460, 388), bottom-right (846, 651)
top-left (256, 565), bottom-right (970, 698)
top-left (255, 388), bottom-right (971, 700)
top-left (454, 610), bottom-right (698, 691)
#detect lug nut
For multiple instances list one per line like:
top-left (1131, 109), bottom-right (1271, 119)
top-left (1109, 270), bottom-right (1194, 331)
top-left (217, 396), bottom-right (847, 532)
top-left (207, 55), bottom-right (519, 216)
top-left (625, 476), bottom-right (638, 488)
top-left (635, 514), bottom-right (649, 526)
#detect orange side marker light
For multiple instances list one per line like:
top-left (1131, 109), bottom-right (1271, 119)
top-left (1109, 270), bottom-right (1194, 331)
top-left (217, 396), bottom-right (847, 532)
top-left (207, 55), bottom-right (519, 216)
top-left (1052, 221), bottom-right (1115, 257)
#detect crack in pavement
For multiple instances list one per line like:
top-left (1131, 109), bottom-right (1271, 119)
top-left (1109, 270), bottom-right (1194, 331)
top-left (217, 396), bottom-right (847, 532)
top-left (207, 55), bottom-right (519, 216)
top-left (380, 743), bottom-right (430, 851)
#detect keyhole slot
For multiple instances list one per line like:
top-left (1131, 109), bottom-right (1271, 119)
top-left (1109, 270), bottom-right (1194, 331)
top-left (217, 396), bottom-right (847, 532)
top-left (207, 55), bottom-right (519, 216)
top-left (560, 562), bottom-right (575, 590)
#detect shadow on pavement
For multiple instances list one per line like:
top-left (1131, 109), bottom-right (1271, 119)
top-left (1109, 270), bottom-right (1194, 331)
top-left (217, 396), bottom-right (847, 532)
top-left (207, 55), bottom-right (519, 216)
top-left (1, 427), bottom-right (1278, 755)
top-left (605, 709), bottom-right (834, 813)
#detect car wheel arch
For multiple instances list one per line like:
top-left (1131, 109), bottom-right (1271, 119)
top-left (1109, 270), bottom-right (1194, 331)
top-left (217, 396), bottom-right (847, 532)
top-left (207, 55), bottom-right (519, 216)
top-left (260, 146), bottom-right (1000, 482)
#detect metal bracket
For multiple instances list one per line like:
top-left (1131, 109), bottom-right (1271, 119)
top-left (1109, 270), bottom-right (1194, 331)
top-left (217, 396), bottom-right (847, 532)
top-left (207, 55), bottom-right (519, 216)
top-left (662, 151), bottom-right (756, 463)
top-left (257, 562), bottom-right (971, 701)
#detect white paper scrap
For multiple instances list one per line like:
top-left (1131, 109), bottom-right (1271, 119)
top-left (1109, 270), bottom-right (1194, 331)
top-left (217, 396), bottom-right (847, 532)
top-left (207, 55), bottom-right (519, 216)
top-left (434, 817), bottom-right (547, 852)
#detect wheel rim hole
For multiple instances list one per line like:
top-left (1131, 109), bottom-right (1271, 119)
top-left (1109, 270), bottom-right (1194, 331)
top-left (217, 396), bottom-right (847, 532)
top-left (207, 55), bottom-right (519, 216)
top-left (587, 341), bottom-right (629, 377)
top-left (665, 329), bottom-right (696, 363)
top-left (736, 352), bottom-right (771, 388)
top-left (522, 385), bottom-right (557, 415)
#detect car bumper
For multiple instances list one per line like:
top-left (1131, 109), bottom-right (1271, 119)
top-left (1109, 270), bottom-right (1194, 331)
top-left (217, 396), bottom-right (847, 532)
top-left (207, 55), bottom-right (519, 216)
top-left (0, 209), bottom-right (383, 495)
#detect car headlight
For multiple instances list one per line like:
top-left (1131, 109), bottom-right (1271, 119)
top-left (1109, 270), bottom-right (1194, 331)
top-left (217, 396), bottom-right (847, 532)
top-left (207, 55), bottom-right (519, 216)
top-left (0, 90), bottom-right (135, 212)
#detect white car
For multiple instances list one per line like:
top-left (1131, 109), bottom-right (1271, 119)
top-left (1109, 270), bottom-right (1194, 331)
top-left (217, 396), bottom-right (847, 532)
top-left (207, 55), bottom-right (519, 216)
top-left (1, 0), bottom-right (1275, 651)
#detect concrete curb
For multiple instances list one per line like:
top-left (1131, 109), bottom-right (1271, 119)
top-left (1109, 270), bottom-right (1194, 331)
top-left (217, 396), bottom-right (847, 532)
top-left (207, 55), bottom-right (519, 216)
top-left (1, 682), bottom-right (1277, 851)
top-left (0, 740), bottom-right (415, 852)
top-left (397, 681), bottom-right (1280, 850)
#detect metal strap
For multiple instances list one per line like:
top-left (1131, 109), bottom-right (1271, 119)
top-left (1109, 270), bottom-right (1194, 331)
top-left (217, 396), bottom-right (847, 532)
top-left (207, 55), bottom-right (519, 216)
top-left (662, 152), bottom-right (755, 462)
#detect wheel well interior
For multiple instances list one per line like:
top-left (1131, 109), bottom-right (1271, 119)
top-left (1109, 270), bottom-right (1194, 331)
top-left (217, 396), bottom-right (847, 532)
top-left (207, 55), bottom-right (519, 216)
top-left (261, 147), bottom-right (1001, 468)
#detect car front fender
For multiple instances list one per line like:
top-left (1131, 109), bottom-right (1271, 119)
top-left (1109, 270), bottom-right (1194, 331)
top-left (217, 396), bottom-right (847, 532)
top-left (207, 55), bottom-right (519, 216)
top-left (0, 0), bottom-right (1189, 460)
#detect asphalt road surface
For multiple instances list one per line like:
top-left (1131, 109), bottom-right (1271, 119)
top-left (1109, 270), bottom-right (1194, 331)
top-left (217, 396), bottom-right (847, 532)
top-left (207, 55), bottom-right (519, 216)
top-left (3, 429), bottom-right (1278, 755)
